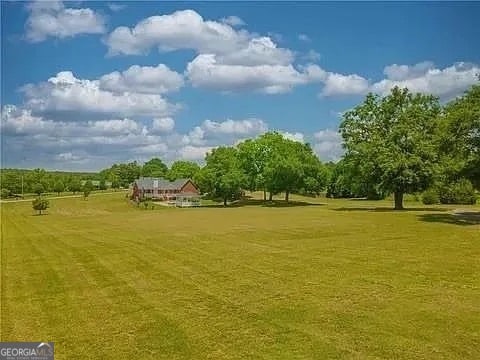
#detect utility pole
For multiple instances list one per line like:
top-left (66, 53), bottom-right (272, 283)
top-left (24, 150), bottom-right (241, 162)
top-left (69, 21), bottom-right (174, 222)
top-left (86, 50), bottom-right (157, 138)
top-left (21, 175), bottom-right (24, 199)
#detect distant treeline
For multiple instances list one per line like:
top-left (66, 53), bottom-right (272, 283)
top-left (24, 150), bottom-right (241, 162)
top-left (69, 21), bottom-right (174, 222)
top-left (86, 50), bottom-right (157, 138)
top-left (0, 168), bottom-right (100, 196)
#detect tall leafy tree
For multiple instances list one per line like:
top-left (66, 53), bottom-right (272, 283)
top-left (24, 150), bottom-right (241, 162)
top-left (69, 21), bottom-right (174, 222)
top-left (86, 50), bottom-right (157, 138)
top-left (237, 137), bottom-right (272, 200)
top-left (83, 180), bottom-right (94, 200)
top-left (167, 161), bottom-right (200, 180)
top-left (53, 180), bottom-right (65, 195)
top-left (340, 87), bottom-right (441, 210)
top-left (196, 147), bottom-right (245, 206)
top-left (439, 84), bottom-right (480, 189)
top-left (258, 132), bottom-right (327, 202)
top-left (32, 183), bottom-right (45, 196)
top-left (141, 158), bottom-right (168, 178)
top-left (68, 178), bottom-right (82, 194)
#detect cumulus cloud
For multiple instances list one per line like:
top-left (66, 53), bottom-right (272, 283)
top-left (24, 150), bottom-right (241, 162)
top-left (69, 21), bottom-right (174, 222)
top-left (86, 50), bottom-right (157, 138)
top-left (221, 15), bottom-right (245, 27)
top-left (321, 73), bottom-right (370, 96)
top-left (25, 0), bottom-right (106, 42)
top-left (105, 9), bottom-right (249, 56)
top-left (21, 71), bottom-right (178, 119)
top-left (383, 61), bottom-right (435, 81)
top-left (371, 62), bottom-right (480, 99)
top-left (178, 145), bottom-right (214, 161)
top-left (108, 3), bottom-right (127, 12)
top-left (1, 104), bottom-right (275, 169)
top-left (313, 129), bottom-right (344, 161)
top-left (182, 118), bottom-right (268, 146)
top-left (104, 9), bottom-right (292, 66)
top-left (316, 61), bottom-right (480, 98)
top-left (302, 50), bottom-right (321, 62)
top-left (186, 54), bottom-right (308, 93)
top-left (99, 64), bottom-right (184, 94)
top-left (55, 152), bottom-right (86, 162)
top-left (151, 117), bottom-right (175, 133)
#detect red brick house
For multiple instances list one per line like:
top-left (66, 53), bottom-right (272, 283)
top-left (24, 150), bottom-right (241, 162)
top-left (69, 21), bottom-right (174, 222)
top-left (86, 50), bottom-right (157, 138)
top-left (132, 177), bottom-right (200, 202)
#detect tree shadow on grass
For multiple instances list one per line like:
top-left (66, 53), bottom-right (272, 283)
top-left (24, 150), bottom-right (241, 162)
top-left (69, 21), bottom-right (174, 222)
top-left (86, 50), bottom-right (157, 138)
top-left (203, 198), bottom-right (326, 208)
top-left (417, 212), bottom-right (480, 226)
top-left (332, 207), bottom-right (448, 212)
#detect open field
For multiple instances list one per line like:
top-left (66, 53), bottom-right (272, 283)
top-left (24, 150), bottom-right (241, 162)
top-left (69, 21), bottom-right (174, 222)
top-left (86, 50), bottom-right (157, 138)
top-left (1, 193), bottom-right (479, 359)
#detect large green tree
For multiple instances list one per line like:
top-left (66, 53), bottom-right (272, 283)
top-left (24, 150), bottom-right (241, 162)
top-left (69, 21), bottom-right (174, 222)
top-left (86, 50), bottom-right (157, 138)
top-left (53, 180), bottom-right (65, 195)
top-left (196, 147), bottom-right (245, 206)
top-left (68, 178), bottom-right (82, 194)
top-left (439, 84), bottom-right (480, 189)
top-left (237, 137), bottom-right (271, 199)
top-left (167, 161), bottom-right (200, 180)
top-left (141, 158), bottom-right (168, 178)
top-left (340, 87), bottom-right (441, 210)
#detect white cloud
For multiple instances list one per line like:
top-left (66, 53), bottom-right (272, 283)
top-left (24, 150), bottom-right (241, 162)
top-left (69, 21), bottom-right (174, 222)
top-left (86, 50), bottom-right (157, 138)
top-left (313, 129), bottom-right (343, 161)
top-left (25, 0), bottom-right (106, 42)
top-left (202, 118), bottom-right (268, 136)
top-left (21, 71), bottom-right (177, 119)
top-left (104, 9), bottom-right (292, 66)
top-left (321, 73), bottom-right (370, 96)
top-left (178, 145), bottom-right (213, 161)
top-left (298, 34), bottom-right (311, 42)
top-left (371, 62), bottom-right (480, 99)
top-left (108, 3), bottom-right (127, 12)
top-left (2, 104), bottom-right (275, 169)
top-left (182, 118), bottom-right (268, 146)
top-left (314, 61), bottom-right (480, 98)
top-left (1, 105), bottom-right (54, 135)
top-left (216, 37), bottom-right (293, 66)
top-left (151, 117), bottom-right (175, 133)
top-left (55, 152), bottom-right (86, 162)
top-left (99, 64), bottom-right (184, 94)
top-left (186, 54), bottom-right (307, 93)
top-left (87, 119), bottom-right (142, 135)
top-left (221, 15), bottom-right (245, 27)
top-left (302, 50), bottom-right (321, 62)
top-left (383, 61), bottom-right (435, 81)
top-left (105, 9), bottom-right (248, 56)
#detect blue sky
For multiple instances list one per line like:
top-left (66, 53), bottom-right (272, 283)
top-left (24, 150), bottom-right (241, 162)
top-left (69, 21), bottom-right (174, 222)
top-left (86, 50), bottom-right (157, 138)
top-left (2, 1), bottom-right (479, 171)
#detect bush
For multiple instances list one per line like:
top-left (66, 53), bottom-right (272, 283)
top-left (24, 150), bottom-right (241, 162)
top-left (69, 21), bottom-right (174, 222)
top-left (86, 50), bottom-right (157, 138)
top-left (422, 189), bottom-right (439, 205)
top-left (439, 179), bottom-right (477, 205)
top-left (32, 197), bottom-right (49, 215)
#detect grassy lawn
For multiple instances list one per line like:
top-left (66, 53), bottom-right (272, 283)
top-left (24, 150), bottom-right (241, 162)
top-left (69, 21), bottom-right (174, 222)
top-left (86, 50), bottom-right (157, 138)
top-left (1, 193), bottom-right (479, 359)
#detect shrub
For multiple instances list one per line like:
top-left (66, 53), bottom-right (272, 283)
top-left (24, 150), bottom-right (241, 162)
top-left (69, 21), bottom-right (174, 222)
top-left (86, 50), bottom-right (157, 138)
top-left (439, 179), bottom-right (477, 205)
top-left (32, 197), bottom-right (49, 215)
top-left (422, 189), bottom-right (439, 205)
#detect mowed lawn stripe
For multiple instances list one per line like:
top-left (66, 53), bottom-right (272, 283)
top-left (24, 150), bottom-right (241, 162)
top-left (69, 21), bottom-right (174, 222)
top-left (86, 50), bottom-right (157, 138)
top-left (1, 193), bottom-right (479, 359)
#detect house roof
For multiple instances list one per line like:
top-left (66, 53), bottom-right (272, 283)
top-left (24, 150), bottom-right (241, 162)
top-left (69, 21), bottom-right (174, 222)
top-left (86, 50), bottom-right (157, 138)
top-left (134, 177), bottom-right (194, 190)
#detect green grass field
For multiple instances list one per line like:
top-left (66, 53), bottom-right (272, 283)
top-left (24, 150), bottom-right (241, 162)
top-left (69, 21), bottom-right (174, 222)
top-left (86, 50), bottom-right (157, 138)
top-left (1, 193), bottom-right (479, 359)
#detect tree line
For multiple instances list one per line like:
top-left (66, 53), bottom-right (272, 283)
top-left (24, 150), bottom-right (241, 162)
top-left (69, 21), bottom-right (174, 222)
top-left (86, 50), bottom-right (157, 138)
top-left (2, 83), bottom-right (478, 209)
top-left (0, 169), bottom-right (99, 198)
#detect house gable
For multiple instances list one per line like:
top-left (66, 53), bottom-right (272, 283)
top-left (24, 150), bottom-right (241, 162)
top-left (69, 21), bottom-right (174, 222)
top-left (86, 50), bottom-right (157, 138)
top-left (180, 180), bottom-right (199, 194)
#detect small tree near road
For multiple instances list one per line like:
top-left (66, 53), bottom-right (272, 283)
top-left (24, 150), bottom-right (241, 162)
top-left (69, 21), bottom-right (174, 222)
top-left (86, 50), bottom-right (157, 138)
top-left (83, 180), bottom-right (93, 200)
top-left (53, 180), bottom-right (65, 195)
top-left (32, 197), bottom-right (49, 215)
